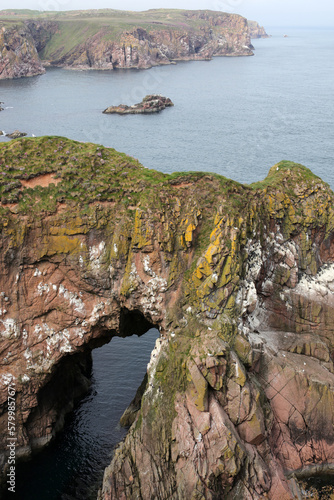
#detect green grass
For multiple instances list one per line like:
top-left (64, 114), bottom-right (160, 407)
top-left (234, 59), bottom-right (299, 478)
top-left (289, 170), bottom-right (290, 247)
top-left (40, 20), bottom-right (112, 59)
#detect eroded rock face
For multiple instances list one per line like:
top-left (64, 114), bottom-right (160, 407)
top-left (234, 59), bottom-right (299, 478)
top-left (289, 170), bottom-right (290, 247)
top-left (0, 138), bottom-right (333, 499)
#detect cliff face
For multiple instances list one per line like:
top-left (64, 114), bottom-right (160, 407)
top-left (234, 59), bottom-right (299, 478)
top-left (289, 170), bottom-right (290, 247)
top-left (248, 20), bottom-right (270, 38)
top-left (0, 9), bottom-right (254, 78)
top-left (0, 137), bottom-right (334, 499)
top-left (0, 22), bottom-right (45, 79)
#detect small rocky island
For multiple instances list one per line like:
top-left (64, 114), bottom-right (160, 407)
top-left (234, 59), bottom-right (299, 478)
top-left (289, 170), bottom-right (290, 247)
top-left (103, 95), bottom-right (174, 115)
top-left (6, 130), bottom-right (27, 139)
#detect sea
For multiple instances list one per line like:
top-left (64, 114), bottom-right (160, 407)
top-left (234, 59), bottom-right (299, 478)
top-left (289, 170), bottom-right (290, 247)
top-left (0, 27), bottom-right (333, 499)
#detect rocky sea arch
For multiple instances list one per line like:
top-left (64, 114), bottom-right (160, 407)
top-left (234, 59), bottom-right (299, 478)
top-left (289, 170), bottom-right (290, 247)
top-left (0, 137), bottom-right (334, 499)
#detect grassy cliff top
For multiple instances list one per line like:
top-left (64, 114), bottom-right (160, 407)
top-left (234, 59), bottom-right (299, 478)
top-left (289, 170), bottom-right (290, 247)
top-left (0, 136), bottom-right (331, 219)
top-left (0, 8), bottom-right (235, 22)
top-left (0, 8), bottom-right (241, 29)
top-left (0, 136), bottom-right (246, 215)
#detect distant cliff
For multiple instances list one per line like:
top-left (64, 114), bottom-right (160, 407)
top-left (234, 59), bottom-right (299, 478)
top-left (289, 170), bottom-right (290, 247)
top-left (0, 136), bottom-right (334, 499)
top-left (0, 9), bottom-right (256, 78)
top-left (248, 20), bottom-right (270, 38)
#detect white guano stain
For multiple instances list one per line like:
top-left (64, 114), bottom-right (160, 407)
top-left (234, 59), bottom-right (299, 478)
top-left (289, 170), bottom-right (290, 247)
top-left (37, 282), bottom-right (50, 296)
top-left (0, 318), bottom-right (20, 339)
top-left (58, 284), bottom-right (85, 314)
top-left (0, 373), bottom-right (15, 386)
top-left (89, 241), bottom-right (106, 272)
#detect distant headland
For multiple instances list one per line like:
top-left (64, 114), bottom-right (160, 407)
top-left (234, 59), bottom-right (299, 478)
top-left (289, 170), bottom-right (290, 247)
top-left (0, 9), bottom-right (269, 79)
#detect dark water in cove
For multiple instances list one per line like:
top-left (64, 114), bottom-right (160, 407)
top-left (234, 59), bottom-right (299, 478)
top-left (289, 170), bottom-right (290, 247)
top-left (0, 28), bottom-right (334, 187)
top-left (9, 329), bottom-right (159, 500)
top-left (1, 27), bottom-right (334, 499)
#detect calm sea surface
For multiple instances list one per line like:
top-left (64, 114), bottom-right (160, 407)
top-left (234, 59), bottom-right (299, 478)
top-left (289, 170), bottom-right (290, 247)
top-left (1, 27), bottom-right (334, 499)
top-left (0, 27), bottom-right (333, 187)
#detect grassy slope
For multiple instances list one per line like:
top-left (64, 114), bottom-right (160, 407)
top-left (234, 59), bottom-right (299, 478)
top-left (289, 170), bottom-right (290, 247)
top-left (0, 136), bottom-right (246, 216)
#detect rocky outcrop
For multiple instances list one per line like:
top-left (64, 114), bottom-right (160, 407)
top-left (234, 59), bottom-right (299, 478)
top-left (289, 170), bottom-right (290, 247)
top-left (0, 137), bottom-right (333, 499)
top-left (0, 22), bottom-right (45, 79)
top-left (248, 20), bottom-right (270, 38)
top-left (0, 9), bottom-right (255, 79)
top-left (103, 95), bottom-right (174, 115)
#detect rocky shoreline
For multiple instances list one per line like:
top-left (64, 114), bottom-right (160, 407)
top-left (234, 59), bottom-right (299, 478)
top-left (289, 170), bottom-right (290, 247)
top-left (2, 130), bottom-right (27, 139)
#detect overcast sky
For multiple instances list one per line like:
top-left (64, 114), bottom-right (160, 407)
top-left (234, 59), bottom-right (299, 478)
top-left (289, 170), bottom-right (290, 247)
top-left (4, 0), bottom-right (334, 27)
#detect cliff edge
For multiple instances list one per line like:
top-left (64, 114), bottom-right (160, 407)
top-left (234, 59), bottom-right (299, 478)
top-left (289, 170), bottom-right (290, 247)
top-left (0, 137), bottom-right (333, 499)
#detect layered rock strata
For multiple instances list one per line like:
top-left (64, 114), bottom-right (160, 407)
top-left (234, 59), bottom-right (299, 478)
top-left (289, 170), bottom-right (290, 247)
top-left (0, 137), bottom-right (333, 499)
top-left (0, 9), bottom-right (255, 78)
top-left (103, 95), bottom-right (174, 115)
